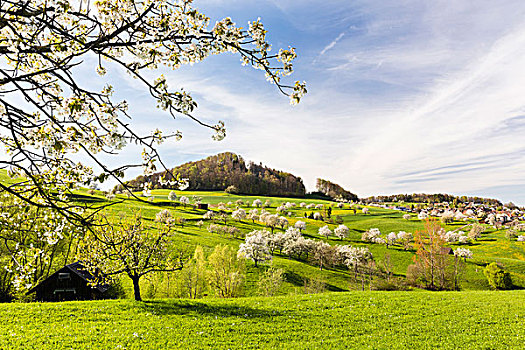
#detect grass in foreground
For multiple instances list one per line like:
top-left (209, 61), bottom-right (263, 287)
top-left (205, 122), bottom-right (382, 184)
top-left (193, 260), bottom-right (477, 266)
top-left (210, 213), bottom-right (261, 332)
top-left (1, 291), bottom-right (524, 349)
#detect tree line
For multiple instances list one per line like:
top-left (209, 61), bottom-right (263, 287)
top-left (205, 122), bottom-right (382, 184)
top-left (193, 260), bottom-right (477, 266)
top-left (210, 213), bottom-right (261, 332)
top-left (363, 193), bottom-right (502, 206)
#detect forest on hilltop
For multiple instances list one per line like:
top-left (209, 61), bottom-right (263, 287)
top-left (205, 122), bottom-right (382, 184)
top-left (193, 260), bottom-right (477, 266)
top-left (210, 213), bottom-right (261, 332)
top-left (124, 152), bottom-right (307, 197)
top-left (316, 178), bottom-right (359, 201)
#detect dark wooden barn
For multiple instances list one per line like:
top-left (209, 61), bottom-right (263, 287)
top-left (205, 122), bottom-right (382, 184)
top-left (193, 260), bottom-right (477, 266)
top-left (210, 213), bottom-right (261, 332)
top-left (197, 203), bottom-right (209, 210)
top-left (28, 262), bottom-right (109, 302)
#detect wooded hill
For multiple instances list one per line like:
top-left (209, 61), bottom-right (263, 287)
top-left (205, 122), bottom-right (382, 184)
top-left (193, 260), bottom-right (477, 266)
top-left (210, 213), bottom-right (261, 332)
top-left (124, 152), bottom-right (307, 197)
top-left (316, 178), bottom-right (359, 201)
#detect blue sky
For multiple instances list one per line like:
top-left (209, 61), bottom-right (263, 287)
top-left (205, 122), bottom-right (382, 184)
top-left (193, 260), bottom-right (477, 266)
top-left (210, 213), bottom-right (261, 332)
top-left (94, 0), bottom-right (525, 205)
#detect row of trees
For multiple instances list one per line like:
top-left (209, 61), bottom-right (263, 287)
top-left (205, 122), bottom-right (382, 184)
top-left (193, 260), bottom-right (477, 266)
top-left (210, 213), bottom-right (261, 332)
top-left (364, 194), bottom-right (502, 206)
top-left (237, 228), bottom-right (376, 286)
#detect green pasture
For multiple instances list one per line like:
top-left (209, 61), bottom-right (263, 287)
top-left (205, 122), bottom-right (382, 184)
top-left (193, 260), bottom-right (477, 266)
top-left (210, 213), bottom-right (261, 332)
top-left (73, 188), bottom-right (525, 296)
top-left (1, 291), bottom-right (524, 349)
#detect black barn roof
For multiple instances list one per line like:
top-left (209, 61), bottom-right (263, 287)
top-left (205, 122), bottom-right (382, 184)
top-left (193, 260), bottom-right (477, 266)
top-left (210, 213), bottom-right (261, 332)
top-left (28, 261), bottom-right (108, 295)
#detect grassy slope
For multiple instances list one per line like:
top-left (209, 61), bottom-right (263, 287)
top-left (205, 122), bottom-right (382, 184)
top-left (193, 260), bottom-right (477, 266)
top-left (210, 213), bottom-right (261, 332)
top-left (80, 188), bottom-right (525, 295)
top-left (1, 291), bottom-right (524, 349)
top-left (1, 173), bottom-right (525, 348)
top-left (0, 164), bottom-right (522, 293)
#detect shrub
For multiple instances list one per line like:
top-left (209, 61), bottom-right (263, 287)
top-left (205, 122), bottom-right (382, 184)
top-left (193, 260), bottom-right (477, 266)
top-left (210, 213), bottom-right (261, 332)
top-left (505, 229), bottom-right (518, 240)
top-left (303, 276), bottom-right (326, 294)
top-left (483, 263), bottom-right (512, 290)
top-left (373, 278), bottom-right (409, 291)
top-left (225, 185), bottom-right (239, 194)
top-left (105, 278), bottom-right (127, 299)
top-left (257, 267), bottom-right (285, 296)
top-left (208, 245), bottom-right (245, 298)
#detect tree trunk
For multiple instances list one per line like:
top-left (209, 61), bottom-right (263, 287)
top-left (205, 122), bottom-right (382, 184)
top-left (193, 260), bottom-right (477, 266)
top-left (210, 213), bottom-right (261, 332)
top-left (132, 276), bottom-right (142, 301)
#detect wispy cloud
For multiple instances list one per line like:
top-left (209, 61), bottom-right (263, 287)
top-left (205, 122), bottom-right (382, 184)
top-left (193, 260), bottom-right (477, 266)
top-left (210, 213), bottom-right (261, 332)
top-left (72, 0), bottom-right (525, 206)
top-left (319, 32), bottom-right (345, 56)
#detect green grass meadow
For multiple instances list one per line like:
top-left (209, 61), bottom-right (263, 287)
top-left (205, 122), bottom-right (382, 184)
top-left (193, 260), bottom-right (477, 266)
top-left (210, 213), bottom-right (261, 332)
top-left (1, 291), bottom-right (524, 349)
top-left (86, 188), bottom-right (525, 295)
top-left (2, 183), bottom-right (525, 349)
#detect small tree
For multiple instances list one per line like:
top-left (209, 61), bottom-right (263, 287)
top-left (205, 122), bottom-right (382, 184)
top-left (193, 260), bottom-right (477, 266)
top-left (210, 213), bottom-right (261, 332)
top-left (263, 214), bottom-right (279, 233)
top-left (179, 246), bottom-right (207, 299)
top-left (278, 216), bottom-right (289, 230)
top-left (257, 267), bottom-right (285, 296)
top-left (386, 232), bottom-right (397, 248)
top-left (238, 230), bottom-right (272, 267)
top-left (78, 212), bottom-right (181, 301)
top-left (382, 253), bottom-right (394, 282)
top-left (248, 209), bottom-right (259, 223)
top-left (179, 196), bottom-right (190, 208)
top-left (232, 208), bottom-right (247, 222)
top-left (208, 245), bottom-right (245, 298)
top-left (483, 263), bottom-right (512, 290)
top-left (225, 185), bottom-right (239, 194)
top-left (294, 220), bottom-right (307, 232)
top-left (318, 225), bottom-right (333, 239)
top-left (168, 191), bottom-right (178, 202)
top-left (468, 224), bottom-right (484, 240)
top-left (397, 231), bottom-right (413, 250)
top-left (409, 219), bottom-right (453, 290)
top-left (334, 224), bottom-right (349, 240)
top-left (310, 241), bottom-right (336, 270)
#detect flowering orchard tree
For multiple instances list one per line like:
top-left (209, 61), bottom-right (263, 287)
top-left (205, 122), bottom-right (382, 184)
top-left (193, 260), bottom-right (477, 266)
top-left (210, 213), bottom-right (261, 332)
top-left (237, 230), bottom-right (272, 267)
top-left (294, 220), bottom-right (306, 232)
top-left (397, 231), bottom-right (413, 250)
top-left (78, 211), bottom-right (181, 301)
top-left (418, 211), bottom-right (429, 220)
top-left (232, 208), bottom-right (246, 222)
top-left (278, 216), bottom-right (288, 229)
top-left (179, 196), bottom-right (190, 207)
top-left (0, 0), bottom-right (306, 226)
top-left (168, 191), bottom-right (178, 201)
top-left (318, 225), bottom-right (332, 239)
top-left (453, 248), bottom-right (473, 261)
top-left (262, 213), bottom-right (279, 233)
top-left (0, 192), bottom-right (84, 294)
top-left (386, 232), bottom-right (397, 248)
top-left (337, 245), bottom-right (374, 280)
top-left (334, 224), bottom-right (349, 240)
top-left (311, 240), bottom-right (335, 270)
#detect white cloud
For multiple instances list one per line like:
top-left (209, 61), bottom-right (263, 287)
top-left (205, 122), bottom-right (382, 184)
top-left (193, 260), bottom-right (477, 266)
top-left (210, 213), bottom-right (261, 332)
top-left (38, 0), bottom-right (525, 206)
top-left (319, 32), bottom-right (345, 56)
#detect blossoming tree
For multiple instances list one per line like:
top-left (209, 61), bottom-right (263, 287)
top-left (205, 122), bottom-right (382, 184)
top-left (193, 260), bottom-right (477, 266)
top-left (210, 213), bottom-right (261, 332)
top-left (0, 0), bottom-right (306, 225)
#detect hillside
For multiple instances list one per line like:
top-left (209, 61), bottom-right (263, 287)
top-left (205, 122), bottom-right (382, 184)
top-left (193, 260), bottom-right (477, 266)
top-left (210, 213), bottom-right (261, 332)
top-left (71, 188), bottom-right (525, 297)
top-left (123, 152), bottom-right (307, 197)
top-left (1, 291), bottom-right (524, 349)
top-left (316, 178), bottom-right (358, 201)
top-left (2, 182), bottom-right (525, 349)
